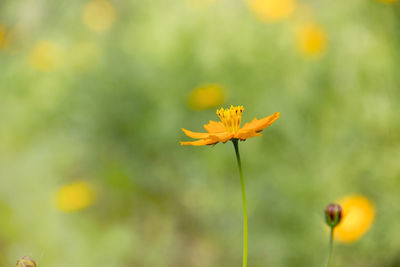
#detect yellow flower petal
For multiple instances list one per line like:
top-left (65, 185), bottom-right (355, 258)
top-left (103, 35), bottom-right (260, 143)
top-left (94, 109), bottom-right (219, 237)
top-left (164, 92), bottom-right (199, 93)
top-left (180, 139), bottom-right (217, 146)
top-left (335, 195), bottom-right (375, 243)
top-left (240, 112), bottom-right (280, 133)
top-left (208, 132), bottom-right (234, 143)
top-left (236, 129), bottom-right (259, 140)
top-left (203, 120), bottom-right (226, 133)
top-left (182, 128), bottom-right (212, 139)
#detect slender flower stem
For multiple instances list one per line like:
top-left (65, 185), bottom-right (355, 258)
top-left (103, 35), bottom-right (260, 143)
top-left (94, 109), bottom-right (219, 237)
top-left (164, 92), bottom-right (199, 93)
top-left (325, 226), bottom-right (334, 267)
top-left (232, 139), bottom-right (248, 267)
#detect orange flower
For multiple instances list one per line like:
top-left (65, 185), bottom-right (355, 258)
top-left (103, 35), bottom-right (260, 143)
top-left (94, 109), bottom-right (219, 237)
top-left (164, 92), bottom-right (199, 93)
top-left (180, 105), bottom-right (280, 146)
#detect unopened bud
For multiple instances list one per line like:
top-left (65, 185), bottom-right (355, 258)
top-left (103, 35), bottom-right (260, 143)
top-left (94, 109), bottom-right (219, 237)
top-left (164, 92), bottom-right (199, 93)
top-left (16, 256), bottom-right (37, 267)
top-left (325, 203), bottom-right (342, 228)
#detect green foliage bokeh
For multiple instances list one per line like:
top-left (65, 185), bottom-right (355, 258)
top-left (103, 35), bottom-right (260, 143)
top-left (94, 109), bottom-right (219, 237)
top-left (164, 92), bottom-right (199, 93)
top-left (1, 0), bottom-right (400, 266)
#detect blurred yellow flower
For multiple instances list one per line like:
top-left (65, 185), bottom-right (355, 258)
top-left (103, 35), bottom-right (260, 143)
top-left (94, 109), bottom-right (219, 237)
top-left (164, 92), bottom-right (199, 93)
top-left (296, 23), bottom-right (327, 57)
top-left (82, 0), bottom-right (116, 33)
top-left (247, 0), bottom-right (296, 22)
top-left (188, 84), bottom-right (226, 110)
top-left (0, 25), bottom-right (12, 49)
top-left (335, 195), bottom-right (375, 243)
top-left (0, 25), bottom-right (7, 48)
top-left (29, 41), bottom-right (61, 71)
top-left (377, 0), bottom-right (398, 3)
top-left (55, 182), bottom-right (96, 212)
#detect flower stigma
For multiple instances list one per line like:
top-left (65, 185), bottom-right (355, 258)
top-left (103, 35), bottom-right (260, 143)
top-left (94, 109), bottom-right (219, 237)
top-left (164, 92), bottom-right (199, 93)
top-left (216, 105), bottom-right (244, 133)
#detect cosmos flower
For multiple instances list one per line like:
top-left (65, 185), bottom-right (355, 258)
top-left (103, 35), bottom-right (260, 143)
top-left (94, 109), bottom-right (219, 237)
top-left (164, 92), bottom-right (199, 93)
top-left (181, 105), bottom-right (280, 267)
top-left (180, 105), bottom-right (280, 146)
top-left (335, 195), bottom-right (375, 243)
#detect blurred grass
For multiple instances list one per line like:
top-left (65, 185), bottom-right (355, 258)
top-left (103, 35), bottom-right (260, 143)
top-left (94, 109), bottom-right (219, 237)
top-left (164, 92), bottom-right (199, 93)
top-left (1, 0), bottom-right (400, 266)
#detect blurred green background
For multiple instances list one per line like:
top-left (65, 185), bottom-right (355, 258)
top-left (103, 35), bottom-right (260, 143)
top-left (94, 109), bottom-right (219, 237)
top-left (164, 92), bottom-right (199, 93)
top-left (1, 0), bottom-right (400, 266)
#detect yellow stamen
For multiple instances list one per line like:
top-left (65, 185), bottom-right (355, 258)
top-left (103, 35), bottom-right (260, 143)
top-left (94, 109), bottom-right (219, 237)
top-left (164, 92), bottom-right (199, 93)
top-left (216, 105), bottom-right (244, 133)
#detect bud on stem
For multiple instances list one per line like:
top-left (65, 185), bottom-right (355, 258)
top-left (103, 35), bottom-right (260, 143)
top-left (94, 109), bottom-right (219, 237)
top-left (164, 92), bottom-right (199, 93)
top-left (324, 203), bottom-right (342, 267)
top-left (325, 203), bottom-right (342, 228)
top-left (16, 256), bottom-right (37, 267)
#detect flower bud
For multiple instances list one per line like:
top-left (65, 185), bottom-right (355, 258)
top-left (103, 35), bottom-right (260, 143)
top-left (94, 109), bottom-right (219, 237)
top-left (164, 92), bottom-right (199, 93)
top-left (325, 203), bottom-right (342, 228)
top-left (16, 256), bottom-right (37, 267)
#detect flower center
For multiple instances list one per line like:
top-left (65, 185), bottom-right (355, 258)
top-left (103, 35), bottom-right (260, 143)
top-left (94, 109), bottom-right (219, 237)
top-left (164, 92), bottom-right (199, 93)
top-left (216, 105), bottom-right (244, 133)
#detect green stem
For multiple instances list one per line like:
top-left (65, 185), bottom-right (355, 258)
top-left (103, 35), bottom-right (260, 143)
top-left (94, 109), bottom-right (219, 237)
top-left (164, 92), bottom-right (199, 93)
top-left (232, 139), bottom-right (248, 267)
top-left (325, 226), bottom-right (334, 267)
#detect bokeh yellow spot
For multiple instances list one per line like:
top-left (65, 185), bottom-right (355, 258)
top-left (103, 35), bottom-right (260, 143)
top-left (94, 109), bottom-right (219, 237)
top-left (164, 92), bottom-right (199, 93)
top-left (55, 182), bottom-right (96, 212)
top-left (377, 0), bottom-right (398, 3)
top-left (247, 0), bottom-right (296, 22)
top-left (296, 23), bottom-right (327, 57)
top-left (29, 41), bottom-right (61, 71)
top-left (0, 25), bottom-right (6, 48)
top-left (188, 84), bottom-right (226, 111)
top-left (0, 25), bottom-right (11, 49)
top-left (82, 0), bottom-right (116, 33)
top-left (335, 195), bottom-right (375, 243)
